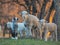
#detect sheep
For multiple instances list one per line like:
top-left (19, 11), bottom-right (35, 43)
top-left (40, 19), bottom-right (57, 41)
top-left (20, 11), bottom-right (42, 39)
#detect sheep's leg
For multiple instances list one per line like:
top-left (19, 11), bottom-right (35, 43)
top-left (50, 32), bottom-right (54, 41)
top-left (9, 30), bottom-right (11, 38)
top-left (37, 23), bottom-right (42, 39)
top-left (25, 29), bottom-right (30, 37)
top-left (25, 28), bottom-right (29, 37)
top-left (32, 29), bottom-right (35, 37)
top-left (20, 31), bottom-right (23, 38)
top-left (40, 30), bottom-right (42, 39)
top-left (29, 26), bottom-right (32, 37)
top-left (44, 30), bottom-right (48, 41)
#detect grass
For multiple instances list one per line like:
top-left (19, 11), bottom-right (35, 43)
top-left (0, 38), bottom-right (60, 45)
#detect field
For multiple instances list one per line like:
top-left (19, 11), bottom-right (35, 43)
top-left (0, 38), bottom-right (60, 45)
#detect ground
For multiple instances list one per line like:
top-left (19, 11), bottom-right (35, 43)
top-left (0, 38), bottom-right (60, 45)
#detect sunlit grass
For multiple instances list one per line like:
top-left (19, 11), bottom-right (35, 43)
top-left (0, 38), bottom-right (60, 45)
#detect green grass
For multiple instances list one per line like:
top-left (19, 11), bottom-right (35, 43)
top-left (0, 38), bottom-right (60, 45)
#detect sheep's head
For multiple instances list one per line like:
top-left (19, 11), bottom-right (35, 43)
top-left (40, 19), bottom-right (48, 26)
